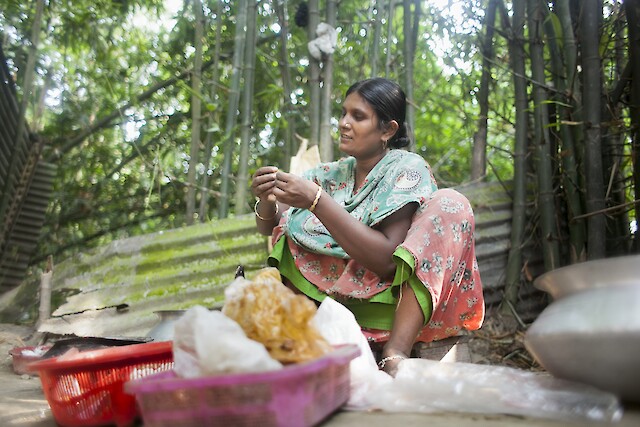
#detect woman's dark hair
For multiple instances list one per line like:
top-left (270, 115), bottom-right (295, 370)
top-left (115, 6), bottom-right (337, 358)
top-left (345, 77), bottom-right (411, 149)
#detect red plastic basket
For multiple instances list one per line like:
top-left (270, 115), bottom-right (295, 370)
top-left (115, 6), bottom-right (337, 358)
top-left (27, 341), bottom-right (174, 427)
top-left (125, 344), bottom-right (360, 427)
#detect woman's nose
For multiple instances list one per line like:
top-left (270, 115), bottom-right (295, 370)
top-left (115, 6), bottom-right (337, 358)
top-left (339, 116), bottom-right (350, 129)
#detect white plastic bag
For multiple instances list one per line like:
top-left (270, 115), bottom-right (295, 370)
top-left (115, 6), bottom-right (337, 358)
top-left (307, 23), bottom-right (337, 60)
top-left (173, 305), bottom-right (282, 378)
top-left (312, 298), bottom-right (391, 409)
top-left (289, 138), bottom-right (320, 176)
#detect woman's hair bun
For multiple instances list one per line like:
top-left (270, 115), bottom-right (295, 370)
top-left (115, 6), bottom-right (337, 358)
top-left (390, 122), bottom-right (411, 149)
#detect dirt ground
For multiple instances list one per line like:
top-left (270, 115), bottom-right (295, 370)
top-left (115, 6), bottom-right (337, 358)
top-left (1, 319), bottom-right (639, 427)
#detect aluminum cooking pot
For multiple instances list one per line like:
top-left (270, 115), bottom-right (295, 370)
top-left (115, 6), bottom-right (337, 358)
top-left (524, 284), bottom-right (640, 403)
top-left (533, 254), bottom-right (640, 300)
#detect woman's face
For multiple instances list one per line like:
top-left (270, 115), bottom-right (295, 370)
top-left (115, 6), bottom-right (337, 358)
top-left (338, 92), bottom-right (389, 160)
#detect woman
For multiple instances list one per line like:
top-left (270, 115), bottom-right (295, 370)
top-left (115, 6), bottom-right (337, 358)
top-left (251, 78), bottom-right (484, 376)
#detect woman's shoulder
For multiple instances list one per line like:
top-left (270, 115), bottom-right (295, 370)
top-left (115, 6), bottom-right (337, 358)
top-left (387, 150), bottom-right (437, 190)
top-left (390, 150), bottom-right (429, 167)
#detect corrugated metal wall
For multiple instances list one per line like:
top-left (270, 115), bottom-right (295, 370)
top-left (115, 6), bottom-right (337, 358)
top-left (0, 45), bottom-right (57, 294)
top-left (461, 181), bottom-right (547, 319)
top-left (29, 180), bottom-right (545, 339)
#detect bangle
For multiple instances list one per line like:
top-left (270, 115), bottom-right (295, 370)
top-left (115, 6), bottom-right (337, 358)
top-left (377, 355), bottom-right (407, 369)
top-left (254, 199), bottom-right (278, 221)
top-left (308, 185), bottom-right (322, 212)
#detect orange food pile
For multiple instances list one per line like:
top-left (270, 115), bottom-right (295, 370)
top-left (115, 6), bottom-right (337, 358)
top-left (222, 268), bottom-right (331, 364)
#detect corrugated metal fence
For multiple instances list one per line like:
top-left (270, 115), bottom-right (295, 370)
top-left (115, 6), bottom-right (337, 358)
top-left (0, 45), bottom-right (56, 294)
top-left (25, 180), bottom-right (546, 339)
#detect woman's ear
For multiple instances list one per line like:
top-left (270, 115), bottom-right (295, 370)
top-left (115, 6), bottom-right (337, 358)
top-left (383, 120), bottom-right (399, 140)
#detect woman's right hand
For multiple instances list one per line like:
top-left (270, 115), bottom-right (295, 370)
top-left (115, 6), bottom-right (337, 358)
top-left (251, 166), bottom-right (279, 202)
top-left (251, 166), bottom-right (282, 235)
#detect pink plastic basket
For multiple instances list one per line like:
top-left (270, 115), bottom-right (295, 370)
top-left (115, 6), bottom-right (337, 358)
top-left (125, 344), bottom-right (360, 427)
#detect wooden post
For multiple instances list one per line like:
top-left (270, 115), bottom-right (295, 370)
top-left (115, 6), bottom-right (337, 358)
top-left (36, 255), bottom-right (53, 329)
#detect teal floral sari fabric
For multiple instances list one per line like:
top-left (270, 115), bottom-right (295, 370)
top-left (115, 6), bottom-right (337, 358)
top-left (284, 150), bottom-right (437, 258)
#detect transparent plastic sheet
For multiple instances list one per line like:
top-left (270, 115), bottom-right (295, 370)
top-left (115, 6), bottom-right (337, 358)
top-left (368, 358), bottom-right (623, 423)
top-left (313, 298), bottom-right (624, 423)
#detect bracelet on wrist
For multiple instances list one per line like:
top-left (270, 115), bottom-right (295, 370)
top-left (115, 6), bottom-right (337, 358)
top-left (308, 185), bottom-right (322, 212)
top-left (254, 199), bottom-right (278, 221)
top-left (377, 355), bottom-right (407, 369)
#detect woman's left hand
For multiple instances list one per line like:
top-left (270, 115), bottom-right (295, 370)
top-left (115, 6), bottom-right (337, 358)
top-left (272, 171), bottom-right (318, 209)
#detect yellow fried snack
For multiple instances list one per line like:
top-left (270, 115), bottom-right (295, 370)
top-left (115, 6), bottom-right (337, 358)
top-left (222, 267), bottom-right (331, 363)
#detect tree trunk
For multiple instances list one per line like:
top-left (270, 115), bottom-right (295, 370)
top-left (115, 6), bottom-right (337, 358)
top-left (198, 0), bottom-right (223, 222)
top-left (580, 1), bottom-right (607, 260)
top-left (371, 0), bottom-right (383, 77)
top-left (558, 0), bottom-right (586, 199)
top-left (410, 0), bottom-right (420, 60)
top-left (308, 0), bottom-right (321, 146)
top-left (274, 0), bottom-right (296, 170)
top-left (471, 0), bottom-right (498, 181)
top-left (186, 0), bottom-right (204, 225)
top-left (235, 0), bottom-right (258, 214)
top-left (527, 0), bottom-right (560, 270)
top-left (386, 0), bottom-right (395, 77)
top-left (319, 0), bottom-right (336, 162)
top-left (402, 0), bottom-right (418, 151)
top-left (601, 3), bottom-right (631, 255)
top-left (624, 0), bottom-right (640, 252)
top-left (218, 0), bottom-right (248, 218)
top-left (543, 2), bottom-right (586, 262)
top-left (275, 0), bottom-right (296, 171)
top-left (501, 0), bottom-right (528, 315)
top-left (32, 69), bottom-right (51, 132)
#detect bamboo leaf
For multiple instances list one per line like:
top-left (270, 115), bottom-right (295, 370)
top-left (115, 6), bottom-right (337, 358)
top-left (543, 11), bottom-right (563, 49)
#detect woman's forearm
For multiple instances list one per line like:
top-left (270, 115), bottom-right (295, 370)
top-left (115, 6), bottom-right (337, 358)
top-left (311, 190), bottom-right (416, 279)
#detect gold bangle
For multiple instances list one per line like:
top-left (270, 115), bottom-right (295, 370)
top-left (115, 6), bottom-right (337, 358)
top-left (254, 199), bottom-right (278, 220)
top-left (308, 185), bottom-right (322, 212)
